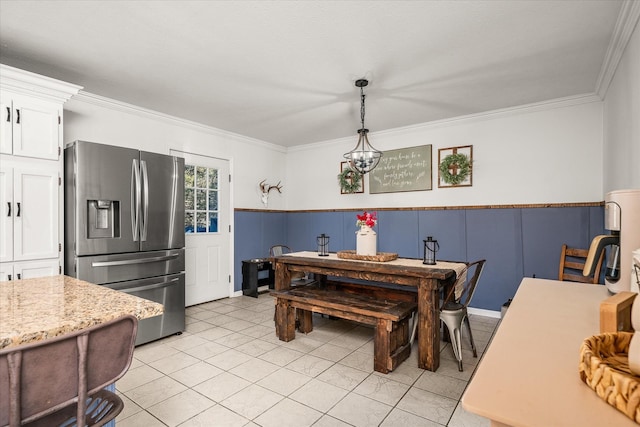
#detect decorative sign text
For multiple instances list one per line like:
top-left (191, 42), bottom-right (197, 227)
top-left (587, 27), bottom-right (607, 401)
top-left (369, 145), bottom-right (432, 194)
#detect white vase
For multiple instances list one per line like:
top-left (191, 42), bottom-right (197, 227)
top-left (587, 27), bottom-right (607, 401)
top-left (356, 225), bottom-right (377, 256)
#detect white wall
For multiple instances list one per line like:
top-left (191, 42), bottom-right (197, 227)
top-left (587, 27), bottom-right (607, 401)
top-left (603, 19), bottom-right (640, 192)
top-left (63, 94), bottom-right (287, 210)
top-left (286, 97), bottom-right (604, 210)
top-left (63, 87), bottom-right (606, 214)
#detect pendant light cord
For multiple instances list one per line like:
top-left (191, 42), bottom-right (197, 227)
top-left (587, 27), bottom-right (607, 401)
top-left (360, 87), bottom-right (366, 132)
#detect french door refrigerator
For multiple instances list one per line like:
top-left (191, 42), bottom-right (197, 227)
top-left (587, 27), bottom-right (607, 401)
top-left (64, 140), bottom-right (185, 345)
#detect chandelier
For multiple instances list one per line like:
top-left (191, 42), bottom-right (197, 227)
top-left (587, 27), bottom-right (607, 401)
top-left (343, 79), bottom-right (382, 174)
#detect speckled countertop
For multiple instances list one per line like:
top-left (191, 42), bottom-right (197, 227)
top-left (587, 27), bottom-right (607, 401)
top-left (0, 275), bottom-right (164, 349)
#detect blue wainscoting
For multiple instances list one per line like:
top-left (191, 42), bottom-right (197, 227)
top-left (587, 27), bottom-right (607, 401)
top-left (234, 206), bottom-right (604, 311)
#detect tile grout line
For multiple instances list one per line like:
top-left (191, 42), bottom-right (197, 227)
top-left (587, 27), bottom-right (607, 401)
top-left (117, 295), bottom-right (498, 426)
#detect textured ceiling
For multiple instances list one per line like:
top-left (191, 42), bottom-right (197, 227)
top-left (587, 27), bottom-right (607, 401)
top-left (0, 1), bottom-right (625, 147)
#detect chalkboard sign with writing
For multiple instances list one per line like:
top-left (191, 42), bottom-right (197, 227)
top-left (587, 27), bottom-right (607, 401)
top-left (369, 145), bottom-right (432, 194)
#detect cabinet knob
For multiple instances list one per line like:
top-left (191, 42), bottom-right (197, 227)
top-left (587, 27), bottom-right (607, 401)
top-left (16, 202), bottom-right (20, 217)
top-left (17, 273), bottom-right (21, 280)
top-left (5, 106), bottom-right (9, 122)
top-left (6, 202), bottom-right (10, 217)
top-left (15, 109), bottom-right (20, 124)
top-left (7, 274), bottom-right (11, 281)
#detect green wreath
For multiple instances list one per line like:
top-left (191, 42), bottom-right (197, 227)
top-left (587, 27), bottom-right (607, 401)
top-left (439, 153), bottom-right (471, 185)
top-left (337, 167), bottom-right (362, 193)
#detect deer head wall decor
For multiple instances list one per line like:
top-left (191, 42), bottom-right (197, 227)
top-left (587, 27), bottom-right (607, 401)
top-left (259, 180), bottom-right (283, 207)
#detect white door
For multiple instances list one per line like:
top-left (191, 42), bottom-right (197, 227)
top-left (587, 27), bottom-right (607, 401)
top-left (172, 151), bottom-right (231, 306)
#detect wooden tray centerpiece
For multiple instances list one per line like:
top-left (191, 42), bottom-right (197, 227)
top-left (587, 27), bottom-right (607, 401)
top-left (337, 250), bottom-right (398, 262)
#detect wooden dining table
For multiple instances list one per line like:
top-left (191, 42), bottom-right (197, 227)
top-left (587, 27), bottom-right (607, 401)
top-left (272, 251), bottom-right (465, 371)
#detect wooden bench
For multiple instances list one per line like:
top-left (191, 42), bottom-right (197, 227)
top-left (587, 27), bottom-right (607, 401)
top-left (271, 283), bottom-right (417, 374)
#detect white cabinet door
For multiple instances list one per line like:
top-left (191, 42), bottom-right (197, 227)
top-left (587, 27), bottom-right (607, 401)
top-left (0, 94), bottom-right (12, 155)
top-left (13, 164), bottom-right (59, 261)
top-left (14, 259), bottom-right (59, 280)
top-left (0, 263), bottom-right (12, 281)
top-left (11, 95), bottom-right (60, 160)
top-left (0, 260), bottom-right (59, 281)
top-left (0, 166), bottom-right (13, 263)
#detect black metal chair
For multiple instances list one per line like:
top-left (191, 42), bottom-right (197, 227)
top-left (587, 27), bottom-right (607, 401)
top-left (0, 315), bottom-right (138, 427)
top-left (270, 245), bottom-right (307, 281)
top-left (439, 259), bottom-right (486, 371)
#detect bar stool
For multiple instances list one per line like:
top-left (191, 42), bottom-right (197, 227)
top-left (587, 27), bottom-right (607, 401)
top-left (0, 315), bottom-right (138, 427)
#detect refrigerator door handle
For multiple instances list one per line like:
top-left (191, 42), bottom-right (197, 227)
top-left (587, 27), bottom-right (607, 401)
top-left (131, 158), bottom-right (141, 241)
top-left (91, 253), bottom-right (180, 267)
top-left (141, 159), bottom-right (149, 241)
top-left (168, 157), bottom-right (179, 243)
top-left (118, 277), bottom-right (179, 294)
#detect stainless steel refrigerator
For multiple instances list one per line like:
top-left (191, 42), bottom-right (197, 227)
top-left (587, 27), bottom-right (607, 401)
top-left (64, 140), bottom-right (185, 345)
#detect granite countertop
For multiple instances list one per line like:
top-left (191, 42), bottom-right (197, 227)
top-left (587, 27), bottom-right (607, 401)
top-left (0, 275), bottom-right (164, 349)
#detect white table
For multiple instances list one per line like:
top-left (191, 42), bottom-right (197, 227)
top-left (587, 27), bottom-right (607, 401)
top-left (462, 278), bottom-right (636, 426)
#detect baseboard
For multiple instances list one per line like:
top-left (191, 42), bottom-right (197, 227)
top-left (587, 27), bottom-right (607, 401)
top-left (468, 307), bottom-right (501, 319)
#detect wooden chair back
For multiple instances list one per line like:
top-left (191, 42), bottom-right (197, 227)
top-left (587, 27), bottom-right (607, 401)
top-left (558, 244), bottom-right (603, 284)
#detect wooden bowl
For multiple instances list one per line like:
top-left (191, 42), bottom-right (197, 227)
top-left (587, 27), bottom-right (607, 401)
top-left (579, 331), bottom-right (640, 423)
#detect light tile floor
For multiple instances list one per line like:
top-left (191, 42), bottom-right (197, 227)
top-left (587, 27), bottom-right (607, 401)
top-left (116, 293), bottom-right (499, 427)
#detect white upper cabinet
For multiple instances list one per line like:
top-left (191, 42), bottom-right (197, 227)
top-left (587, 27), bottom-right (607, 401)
top-left (0, 95), bottom-right (12, 155)
top-left (0, 64), bottom-right (81, 279)
top-left (0, 92), bottom-right (61, 160)
top-left (1, 65), bottom-right (81, 161)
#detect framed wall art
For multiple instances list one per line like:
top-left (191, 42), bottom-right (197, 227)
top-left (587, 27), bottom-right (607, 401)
top-left (338, 161), bottom-right (364, 194)
top-left (438, 145), bottom-right (473, 188)
top-left (369, 144), bottom-right (432, 194)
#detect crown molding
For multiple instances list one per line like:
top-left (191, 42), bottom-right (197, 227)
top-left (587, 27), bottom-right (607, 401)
top-left (595, 0), bottom-right (640, 98)
top-left (373, 93), bottom-right (602, 135)
top-left (288, 92), bottom-right (602, 153)
top-left (0, 64), bottom-right (82, 103)
top-left (72, 91), bottom-right (287, 153)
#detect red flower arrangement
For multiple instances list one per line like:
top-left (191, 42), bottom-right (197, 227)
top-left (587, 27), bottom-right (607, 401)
top-left (356, 211), bottom-right (377, 228)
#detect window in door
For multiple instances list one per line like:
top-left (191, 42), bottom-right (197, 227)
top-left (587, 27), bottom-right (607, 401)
top-left (184, 164), bottom-right (218, 233)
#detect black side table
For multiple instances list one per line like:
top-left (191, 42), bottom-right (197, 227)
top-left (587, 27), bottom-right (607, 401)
top-left (242, 258), bottom-right (275, 298)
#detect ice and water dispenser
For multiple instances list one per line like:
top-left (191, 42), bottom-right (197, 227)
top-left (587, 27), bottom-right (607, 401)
top-left (87, 200), bottom-right (120, 239)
